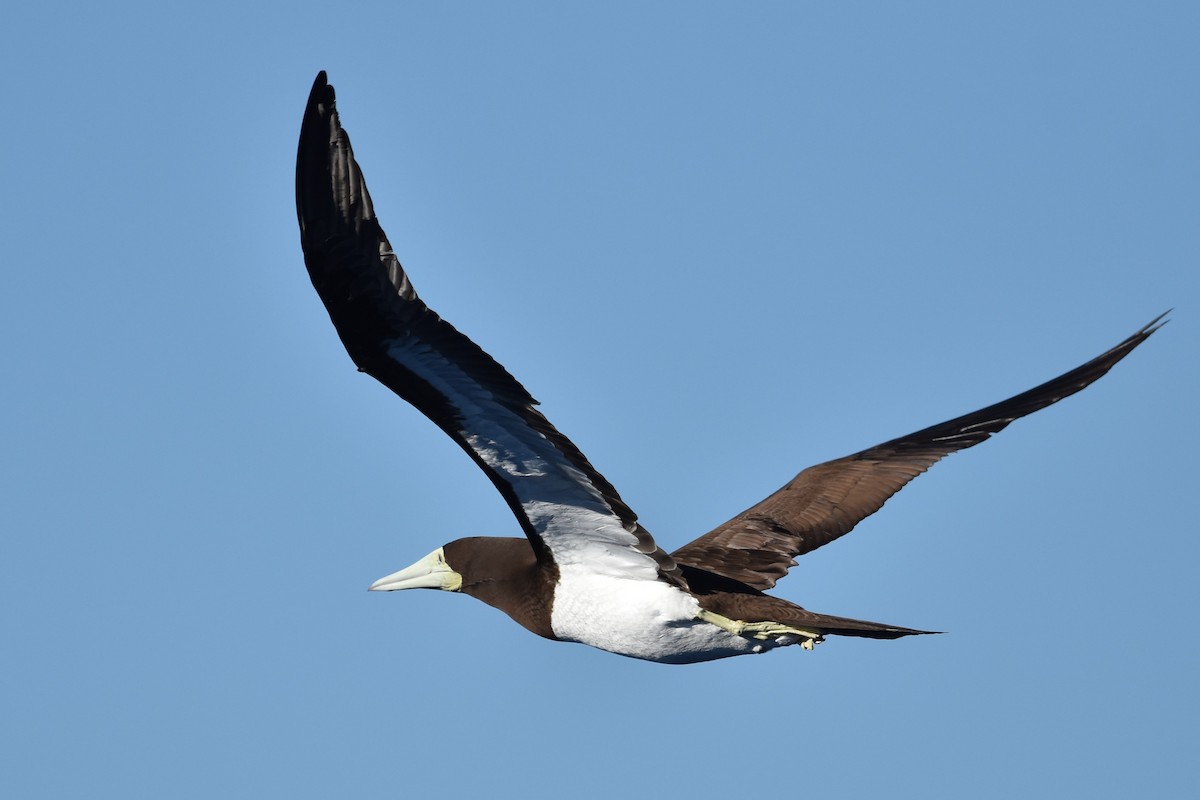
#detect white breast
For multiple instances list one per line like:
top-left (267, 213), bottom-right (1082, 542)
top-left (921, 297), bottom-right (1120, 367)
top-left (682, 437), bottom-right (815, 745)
top-left (549, 565), bottom-right (768, 664)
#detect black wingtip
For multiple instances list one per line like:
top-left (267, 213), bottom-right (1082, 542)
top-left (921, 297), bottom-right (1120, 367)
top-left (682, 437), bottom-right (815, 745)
top-left (1104, 310), bottom-right (1170, 365)
top-left (306, 70), bottom-right (334, 113)
top-left (297, 72), bottom-right (343, 235)
top-left (1144, 309), bottom-right (1171, 336)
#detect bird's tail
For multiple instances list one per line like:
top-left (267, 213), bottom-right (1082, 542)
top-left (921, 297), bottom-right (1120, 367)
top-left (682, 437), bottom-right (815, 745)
top-left (799, 609), bottom-right (938, 639)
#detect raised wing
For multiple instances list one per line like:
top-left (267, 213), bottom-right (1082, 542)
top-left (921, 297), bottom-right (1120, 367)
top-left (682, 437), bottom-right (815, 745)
top-left (296, 72), bottom-right (682, 585)
top-left (671, 314), bottom-right (1166, 590)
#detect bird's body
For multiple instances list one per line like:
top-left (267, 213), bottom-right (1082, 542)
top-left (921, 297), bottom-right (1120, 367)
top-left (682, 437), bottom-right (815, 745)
top-left (296, 71), bottom-right (1163, 664)
top-left (552, 568), bottom-right (746, 664)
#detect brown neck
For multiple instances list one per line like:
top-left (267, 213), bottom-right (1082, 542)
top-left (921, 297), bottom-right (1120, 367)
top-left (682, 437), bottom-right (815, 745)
top-left (444, 537), bottom-right (559, 639)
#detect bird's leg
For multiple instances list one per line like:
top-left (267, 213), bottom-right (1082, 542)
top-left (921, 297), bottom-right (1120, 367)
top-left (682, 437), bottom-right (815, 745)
top-left (696, 610), bottom-right (825, 649)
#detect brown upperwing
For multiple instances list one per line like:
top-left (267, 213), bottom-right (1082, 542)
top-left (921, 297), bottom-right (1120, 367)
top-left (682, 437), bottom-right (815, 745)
top-left (670, 313), bottom-right (1166, 591)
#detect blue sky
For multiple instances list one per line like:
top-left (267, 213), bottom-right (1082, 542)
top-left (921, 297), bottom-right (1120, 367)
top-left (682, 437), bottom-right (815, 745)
top-left (3, 2), bottom-right (1197, 798)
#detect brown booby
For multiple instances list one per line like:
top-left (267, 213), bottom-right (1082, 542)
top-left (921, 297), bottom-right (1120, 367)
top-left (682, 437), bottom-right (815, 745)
top-left (296, 71), bottom-right (1163, 664)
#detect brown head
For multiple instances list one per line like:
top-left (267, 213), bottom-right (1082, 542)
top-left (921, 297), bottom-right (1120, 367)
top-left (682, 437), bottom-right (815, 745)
top-left (368, 537), bottom-right (558, 639)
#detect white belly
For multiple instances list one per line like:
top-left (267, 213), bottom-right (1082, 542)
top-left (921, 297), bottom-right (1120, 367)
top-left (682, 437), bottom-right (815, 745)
top-left (549, 566), bottom-right (772, 664)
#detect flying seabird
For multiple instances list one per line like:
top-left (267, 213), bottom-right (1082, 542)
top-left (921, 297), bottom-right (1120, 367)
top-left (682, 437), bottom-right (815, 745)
top-left (295, 71), bottom-right (1164, 664)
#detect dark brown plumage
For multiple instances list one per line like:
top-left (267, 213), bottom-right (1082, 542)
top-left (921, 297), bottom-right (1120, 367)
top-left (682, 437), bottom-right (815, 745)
top-left (670, 314), bottom-right (1167, 591)
top-left (443, 538), bottom-right (559, 640)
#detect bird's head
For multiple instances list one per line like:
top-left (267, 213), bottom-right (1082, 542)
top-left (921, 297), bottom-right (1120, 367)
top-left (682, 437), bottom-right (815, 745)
top-left (367, 537), bottom-right (538, 594)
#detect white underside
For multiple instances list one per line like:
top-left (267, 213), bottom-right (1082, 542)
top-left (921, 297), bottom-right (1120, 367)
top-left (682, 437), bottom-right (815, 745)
top-left (550, 564), bottom-right (804, 664)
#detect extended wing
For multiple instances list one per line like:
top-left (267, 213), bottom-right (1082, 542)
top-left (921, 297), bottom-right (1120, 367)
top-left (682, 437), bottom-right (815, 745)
top-left (671, 314), bottom-right (1166, 590)
top-left (296, 72), bottom-right (682, 585)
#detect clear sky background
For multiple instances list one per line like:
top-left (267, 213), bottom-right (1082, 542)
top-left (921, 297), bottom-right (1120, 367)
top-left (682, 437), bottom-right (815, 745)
top-left (3, 3), bottom-right (1196, 798)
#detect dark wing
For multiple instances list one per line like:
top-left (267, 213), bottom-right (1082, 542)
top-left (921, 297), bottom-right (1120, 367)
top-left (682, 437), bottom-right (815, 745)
top-left (296, 72), bottom-right (682, 586)
top-left (671, 314), bottom-right (1167, 590)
